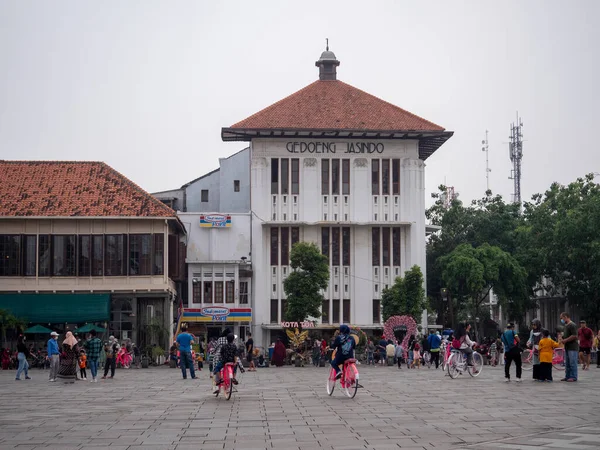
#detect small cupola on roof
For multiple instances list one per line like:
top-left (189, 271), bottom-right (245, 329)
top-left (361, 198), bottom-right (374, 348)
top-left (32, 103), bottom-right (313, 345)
top-left (315, 40), bottom-right (340, 81)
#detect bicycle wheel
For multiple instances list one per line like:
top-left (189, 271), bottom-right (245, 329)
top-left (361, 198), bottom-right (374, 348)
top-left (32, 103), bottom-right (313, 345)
top-left (521, 349), bottom-right (533, 371)
top-left (342, 365), bottom-right (359, 399)
top-left (225, 367), bottom-right (233, 400)
top-left (447, 353), bottom-right (460, 379)
top-left (326, 369), bottom-right (336, 396)
top-left (552, 348), bottom-right (565, 371)
top-left (468, 352), bottom-right (483, 377)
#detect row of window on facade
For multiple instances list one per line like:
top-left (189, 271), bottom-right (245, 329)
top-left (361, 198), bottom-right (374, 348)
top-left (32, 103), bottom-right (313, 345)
top-left (270, 158), bottom-right (402, 196)
top-left (269, 227), bottom-right (402, 267)
top-left (191, 280), bottom-right (249, 304)
top-left (270, 299), bottom-right (384, 325)
top-left (200, 180), bottom-right (241, 203)
top-left (0, 234), bottom-right (164, 277)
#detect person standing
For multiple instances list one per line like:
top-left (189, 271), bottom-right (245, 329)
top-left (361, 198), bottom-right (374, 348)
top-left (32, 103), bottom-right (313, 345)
top-left (427, 330), bottom-right (442, 369)
top-left (245, 333), bottom-right (256, 372)
top-left (377, 336), bottom-right (387, 366)
top-left (84, 330), bottom-right (102, 382)
top-left (15, 335), bottom-right (31, 381)
top-left (527, 319), bottom-right (543, 380)
top-left (538, 329), bottom-right (559, 382)
top-left (394, 342), bottom-right (404, 369)
top-left (501, 323), bottom-right (522, 382)
top-left (57, 332), bottom-right (79, 384)
top-left (560, 312), bottom-right (579, 382)
top-left (47, 331), bottom-right (60, 382)
top-left (79, 350), bottom-right (87, 380)
top-left (102, 336), bottom-right (118, 379)
top-left (577, 320), bottom-right (593, 371)
top-left (176, 325), bottom-right (196, 379)
top-left (133, 343), bottom-right (141, 369)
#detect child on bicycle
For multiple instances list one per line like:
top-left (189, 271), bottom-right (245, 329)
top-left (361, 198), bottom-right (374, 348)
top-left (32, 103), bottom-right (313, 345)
top-left (331, 325), bottom-right (356, 379)
top-left (538, 329), bottom-right (559, 382)
top-left (213, 333), bottom-right (238, 392)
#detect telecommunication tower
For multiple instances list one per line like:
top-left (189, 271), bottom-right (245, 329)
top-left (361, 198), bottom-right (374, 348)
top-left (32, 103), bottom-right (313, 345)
top-left (481, 130), bottom-right (491, 192)
top-left (441, 186), bottom-right (457, 209)
top-left (508, 113), bottom-right (523, 205)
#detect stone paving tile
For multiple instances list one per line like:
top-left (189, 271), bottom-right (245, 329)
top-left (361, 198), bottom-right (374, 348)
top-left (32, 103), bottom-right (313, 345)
top-left (2, 364), bottom-right (600, 449)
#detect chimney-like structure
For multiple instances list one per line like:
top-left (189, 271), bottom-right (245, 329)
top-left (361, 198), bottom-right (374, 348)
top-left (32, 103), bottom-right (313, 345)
top-left (315, 43), bottom-right (340, 81)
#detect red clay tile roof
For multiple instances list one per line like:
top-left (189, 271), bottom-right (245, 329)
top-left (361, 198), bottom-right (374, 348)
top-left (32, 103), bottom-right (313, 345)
top-left (0, 161), bottom-right (176, 217)
top-left (229, 80), bottom-right (445, 131)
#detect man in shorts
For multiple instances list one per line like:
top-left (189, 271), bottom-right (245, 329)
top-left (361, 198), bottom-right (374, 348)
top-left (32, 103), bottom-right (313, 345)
top-left (578, 320), bottom-right (594, 371)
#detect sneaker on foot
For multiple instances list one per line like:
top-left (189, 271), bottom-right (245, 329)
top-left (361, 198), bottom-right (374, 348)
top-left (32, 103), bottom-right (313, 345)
top-left (335, 371), bottom-right (342, 380)
top-left (25, 376), bottom-right (31, 380)
top-left (232, 378), bottom-right (239, 385)
top-left (515, 378), bottom-right (522, 383)
top-left (101, 376), bottom-right (107, 379)
top-left (560, 378), bottom-right (567, 381)
top-left (566, 378), bottom-right (577, 382)
top-left (94, 378), bottom-right (98, 383)
top-left (504, 378), bottom-right (510, 382)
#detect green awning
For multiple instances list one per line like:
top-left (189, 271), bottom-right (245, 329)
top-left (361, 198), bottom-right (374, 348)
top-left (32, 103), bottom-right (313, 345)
top-left (0, 294), bottom-right (110, 324)
top-left (24, 324), bottom-right (54, 334)
top-left (74, 324), bottom-right (106, 334)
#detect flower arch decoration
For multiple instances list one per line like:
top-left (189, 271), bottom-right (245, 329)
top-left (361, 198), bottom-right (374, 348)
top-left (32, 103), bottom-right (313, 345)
top-left (383, 315), bottom-right (418, 354)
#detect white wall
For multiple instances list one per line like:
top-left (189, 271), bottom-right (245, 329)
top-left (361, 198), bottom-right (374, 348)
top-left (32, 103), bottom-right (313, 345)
top-left (219, 148), bottom-right (250, 213)
top-left (185, 170), bottom-right (221, 213)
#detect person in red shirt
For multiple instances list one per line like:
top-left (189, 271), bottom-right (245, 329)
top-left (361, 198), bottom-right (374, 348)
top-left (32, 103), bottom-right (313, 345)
top-left (578, 320), bottom-right (594, 370)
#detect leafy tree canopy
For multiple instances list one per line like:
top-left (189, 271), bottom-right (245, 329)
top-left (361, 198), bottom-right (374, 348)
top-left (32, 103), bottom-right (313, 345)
top-left (381, 265), bottom-right (426, 323)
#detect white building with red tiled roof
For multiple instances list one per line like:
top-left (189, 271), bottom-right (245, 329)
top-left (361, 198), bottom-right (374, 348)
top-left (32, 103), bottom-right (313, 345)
top-left (0, 161), bottom-right (186, 350)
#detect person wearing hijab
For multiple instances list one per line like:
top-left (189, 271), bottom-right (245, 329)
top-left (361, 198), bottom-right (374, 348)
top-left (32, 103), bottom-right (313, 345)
top-left (527, 319), bottom-right (543, 380)
top-left (330, 325), bottom-right (356, 378)
top-left (57, 331), bottom-right (79, 384)
top-left (272, 338), bottom-right (287, 367)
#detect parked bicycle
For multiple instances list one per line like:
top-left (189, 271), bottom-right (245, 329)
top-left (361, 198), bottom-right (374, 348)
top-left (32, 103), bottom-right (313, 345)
top-left (446, 349), bottom-right (483, 379)
top-left (522, 347), bottom-right (565, 371)
top-left (326, 358), bottom-right (361, 398)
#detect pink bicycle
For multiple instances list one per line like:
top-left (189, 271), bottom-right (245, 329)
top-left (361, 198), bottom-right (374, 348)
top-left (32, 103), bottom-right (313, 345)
top-left (326, 358), bottom-right (361, 398)
top-left (522, 347), bottom-right (565, 371)
top-left (213, 362), bottom-right (237, 400)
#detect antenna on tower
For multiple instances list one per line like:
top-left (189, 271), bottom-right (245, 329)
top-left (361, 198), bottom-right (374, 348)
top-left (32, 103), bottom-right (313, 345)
top-left (508, 113), bottom-right (524, 206)
top-left (481, 130), bottom-right (491, 192)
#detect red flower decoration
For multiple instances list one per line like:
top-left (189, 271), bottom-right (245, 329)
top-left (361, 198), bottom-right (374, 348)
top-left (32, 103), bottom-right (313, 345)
top-left (383, 315), bottom-right (418, 356)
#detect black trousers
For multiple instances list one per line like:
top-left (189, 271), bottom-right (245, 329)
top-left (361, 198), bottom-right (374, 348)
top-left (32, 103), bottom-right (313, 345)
top-left (397, 357), bottom-right (402, 368)
top-left (80, 368), bottom-right (87, 378)
top-left (539, 362), bottom-right (553, 381)
top-left (103, 357), bottom-right (116, 377)
top-left (430, 351), bottom-right (440, 368)
top-left (504, 347), bottom-right (522, 379)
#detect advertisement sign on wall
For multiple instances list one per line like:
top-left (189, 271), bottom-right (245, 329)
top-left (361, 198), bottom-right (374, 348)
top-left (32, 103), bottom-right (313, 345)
top-left (200, 214), bottom-right (232, 228)
top-left (182, 307), bottom-right (251, 323)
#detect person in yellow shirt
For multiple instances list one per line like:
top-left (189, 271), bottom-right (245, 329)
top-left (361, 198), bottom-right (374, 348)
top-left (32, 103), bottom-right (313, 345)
top-left (538, 329), bottom-right (559, 382)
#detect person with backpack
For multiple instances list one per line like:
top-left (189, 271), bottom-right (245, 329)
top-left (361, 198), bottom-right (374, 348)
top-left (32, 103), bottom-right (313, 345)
top-left (330, 325), bottom-right (356, 379)
top-left (101, 336), bottom-right (119, 379)
top-left (501, 323), bottom-right (522, 383)
top-left (427, 329), bottom-right (442, 369)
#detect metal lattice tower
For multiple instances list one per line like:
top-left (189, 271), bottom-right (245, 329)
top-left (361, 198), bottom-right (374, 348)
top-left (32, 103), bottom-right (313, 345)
top-left (508, 113), bottom-right (523, 205)
top-left (481, 130), bottom-right (490, 192)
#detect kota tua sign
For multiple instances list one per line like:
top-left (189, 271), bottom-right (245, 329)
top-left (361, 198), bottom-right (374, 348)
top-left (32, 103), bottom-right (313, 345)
top-left (286, 142), bottom-right (385, 154)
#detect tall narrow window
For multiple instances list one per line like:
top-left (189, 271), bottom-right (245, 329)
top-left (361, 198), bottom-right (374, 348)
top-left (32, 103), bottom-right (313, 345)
top-left (105, 235), bottom-right (125, 276)
top-left (291, 227), bottom-right (300, 247)
top-left (342, 159), bottom-right (350, 195)
top-left (332, 159), bottom-right (340, 195)
top-left (393, 227), bottom-right (401, 266)
top-left (280, 227), bottom-right (290, 265)
top-left (203, 281), bottom-right (213, 304)
top-left (321, 227), bottom-right (330, 263)
top-left (343, 299), bottom-right (351, 324)
top-left (92, 235), bottom-right (103, 276)
top-left (372, 228), bottom-right (380, 266)
top-left (291, 159), bottom-right (299, 194)
top-left (321, 159), bottom-right (330, 195)
top-left (342, 227), bottom-right (350, 266)
top-left (281, 299), bottom-right (288, 321)
top-left (322, 299), bottom-right (330, 324)
top-left (332, 299), bottom-right (340, 323)
top-left (392, 159), bottom-right (400, 195)
top-left (234, 180), bottom-right (240, 192)
top-left (78, 235), bottom-right (91, 277)
top-left (0, 235), bottom-right (20, 276)
top-left (270, 227), bottom-right (278, 265)
top-left (201, 190), bottom-right (209, 202)
top-left (382, 159), bottom-right (390, 195)
top-left (270, 299), bottom-right (278, 323)
top-left (373, 300), bottom-right (381, 323)
top-left (22, 235), bottom-right (37, 277)
top-left (214, 281), bottom-right (224, 304)
top-left (332, 227), bottom-right (340, 266)
top-left (239, 281), bottom-right (249, 304)
top-left (153, 234), bottom-right (164, 275)
top-left (129, 234), bottom-right (152, 275)
top-left (281, 158), bottom-right (289, 195)
top-left (372, 160), bottom-right (380, 195)
top-left (382, 228), bottom-right (391, 266)
top-left (271, 158), bottom-right (279, 194)
top-left (226, 281), bottom-right (235, 303)
top-left (52, 235), bottom-right (76, 276)
top-left (192, 281), bottom-right (201, 303)
top-left (39, 235), bottom-right (51, 276)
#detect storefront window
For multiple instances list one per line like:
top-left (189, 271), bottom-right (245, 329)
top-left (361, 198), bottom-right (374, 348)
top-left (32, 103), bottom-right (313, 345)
top-left (239, 281), bottom-right (249, 304)
top-left (22, 235), bottom-right (36, 276)
top-left (52, 235), bottom-right (76, 276)
top-left (225, 281), bottom-right (234, 303)
top-left (0, 235), bottom-right (20, 276)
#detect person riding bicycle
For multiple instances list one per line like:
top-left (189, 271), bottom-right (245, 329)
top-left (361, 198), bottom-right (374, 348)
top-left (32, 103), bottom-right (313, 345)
top-left (213, 333), bottom-right (238, 393)
top-left (330, 325), bottom-right (356, 379)
top-left (453, 322), bottom-right (475, 366)
top-left (211, 328), bottom-right (231, 382)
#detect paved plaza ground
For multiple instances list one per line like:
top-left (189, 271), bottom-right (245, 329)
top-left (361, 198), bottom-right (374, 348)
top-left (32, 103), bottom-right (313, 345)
top-left (1, 362), bottom-right (599, 450)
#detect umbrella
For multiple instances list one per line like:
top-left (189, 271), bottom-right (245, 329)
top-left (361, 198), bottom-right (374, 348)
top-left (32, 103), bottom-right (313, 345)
top-left (74, 324), bottom-right (106, 334)
top-left (23, 324), bottom-right (54, 334)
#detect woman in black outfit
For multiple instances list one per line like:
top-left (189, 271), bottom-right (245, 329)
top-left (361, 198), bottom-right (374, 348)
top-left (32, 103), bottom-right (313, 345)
top-left (15, 335), bottom-right (31, 381)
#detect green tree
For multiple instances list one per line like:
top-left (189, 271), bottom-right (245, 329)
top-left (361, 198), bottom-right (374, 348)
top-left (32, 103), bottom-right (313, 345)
top-left (283, 242), bottom-right (330, 326)
top-left (381, 265), bottom-right (426, 323)
top-left (0, 309), bottom-right (26, 347)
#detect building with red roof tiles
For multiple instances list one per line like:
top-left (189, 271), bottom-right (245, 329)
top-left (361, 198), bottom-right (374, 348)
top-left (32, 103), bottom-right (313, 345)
top-left (0, 161), bottom-right (185, 351)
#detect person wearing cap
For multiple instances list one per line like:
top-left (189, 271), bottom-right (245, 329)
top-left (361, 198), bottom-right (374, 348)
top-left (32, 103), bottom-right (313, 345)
top-left (47, 332), bottom-right (60, 382)
top-left (578, 319), bottom-right (593, 371)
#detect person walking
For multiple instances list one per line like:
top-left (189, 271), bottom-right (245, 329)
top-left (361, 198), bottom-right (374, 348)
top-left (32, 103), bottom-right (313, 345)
top-left (15, 335), bottom-right (31, 381)
top-left (133, 343), bottom-right (141, 369)
top-left (559, 312), bottom-right (579, 382)
top-left (501, 323), bottom-right (522, 382)
top-left (79, 349), bottom-right (87, 380)
top-left (84, 330), bottom-right (102, 382)
top-left (427, 330), bottom-right (442, 369)
top-left (394, 342), bottom-right (404, 369)
top-left (595, 331), bottom-right (600, 369)
top-left (102, 336), bottom-right (118, 379)
top-left (366, 340), bottom-right (375, 366)
top-left (577, 320), bottom-right (593, 371)
top-left (246, 333), bottom-right (256, 371)
top-left (47, 331), bottom-right (60, 382)
top-left (176, 325), bottom-right (196, 379)
top-left (57, 331), bottom-right (79, 384)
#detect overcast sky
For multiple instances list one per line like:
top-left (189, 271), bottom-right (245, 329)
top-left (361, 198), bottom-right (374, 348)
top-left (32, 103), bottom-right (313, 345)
top-left (1, 1), bottom-right (598, 206)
